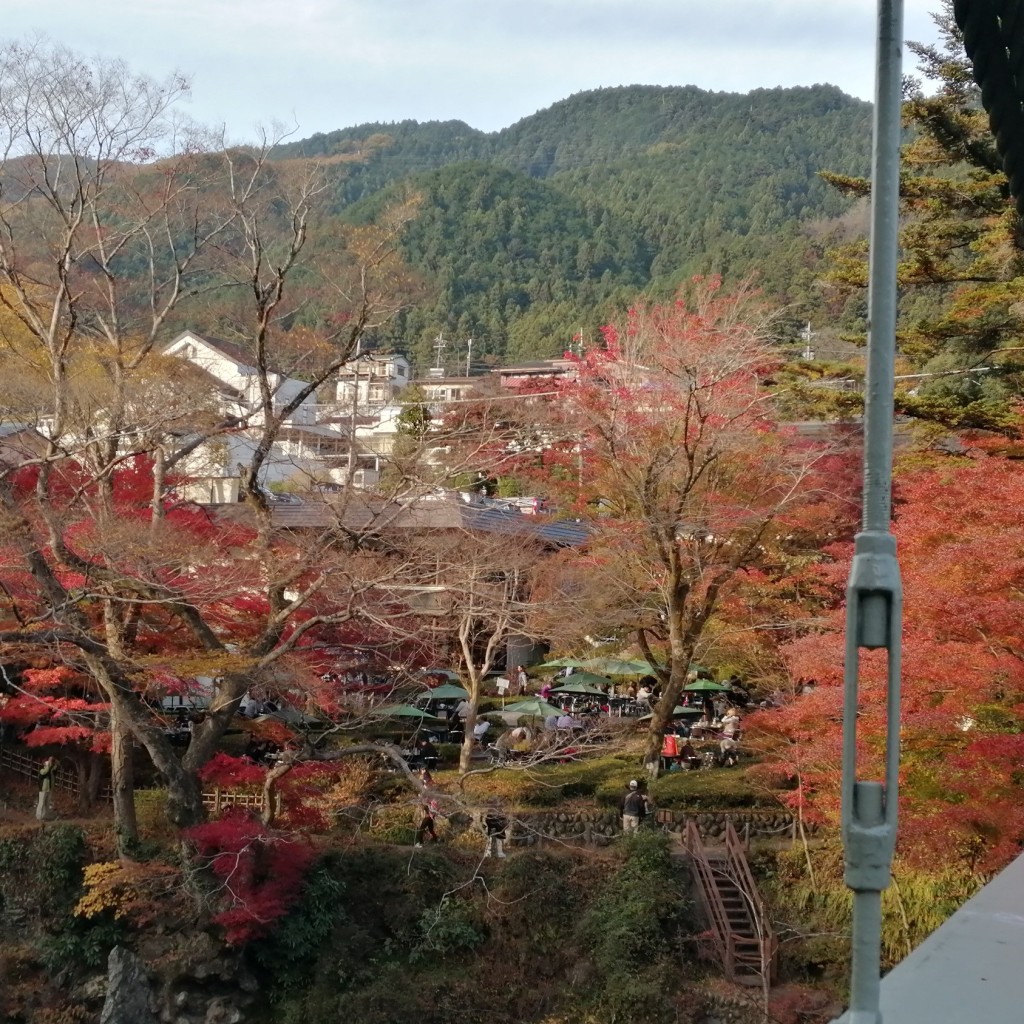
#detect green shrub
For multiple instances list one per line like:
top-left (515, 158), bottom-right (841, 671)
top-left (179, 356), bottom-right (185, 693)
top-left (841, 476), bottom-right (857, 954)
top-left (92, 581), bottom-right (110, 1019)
top-left (0, 824), bottom-right (123, 976)
top-left (648, 767), bottom-right (767, 809)
top-left (366, 803), bottom-right (417, 845)
top-left (0, 824), bottom-right (88, 920)
top-left (575, 831), bottom-right (696, 1023)
top-left (411, 896), bottom-right (487, 961)
top-left (250, 856), bottom-right (347, 993)
top-left (40, 913), bottom-right (124, 972)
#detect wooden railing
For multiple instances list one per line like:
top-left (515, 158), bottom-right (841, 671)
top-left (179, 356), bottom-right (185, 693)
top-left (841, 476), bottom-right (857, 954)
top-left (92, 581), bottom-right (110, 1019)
top-left (2, 749), bottom-right (270, 816)
top-left (0, 747), bottom-right (113, 803)
top-left (724, 819), bottom-right (778, 983)
top-left (684, 819), bottom-right (734, 972)
top-left (203, 788), bottom-right (271, 813)
top-left (684, 818), bottom-right (778, 985)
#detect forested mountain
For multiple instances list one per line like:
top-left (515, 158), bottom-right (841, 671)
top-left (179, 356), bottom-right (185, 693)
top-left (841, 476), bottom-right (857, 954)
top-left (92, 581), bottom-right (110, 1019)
top-left (276, 84), bottom-right (873, 368)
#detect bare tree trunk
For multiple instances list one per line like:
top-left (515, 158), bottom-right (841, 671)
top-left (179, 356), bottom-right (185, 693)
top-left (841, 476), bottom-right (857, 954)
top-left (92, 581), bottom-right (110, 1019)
top-left (261, 761), bottom-right (292, 827)
top-left (89, 666), bottom-right (205, 828)
top-left (86, 753), bottom-right (105, 807)
top-left (110, 704), bottom-right (139, 852)
top-left (73, 753), bottom-right (91, 816)
top-left (459, 678), bottom-right (480, 775)
top-left (642, 665), bottom-right (690, 771)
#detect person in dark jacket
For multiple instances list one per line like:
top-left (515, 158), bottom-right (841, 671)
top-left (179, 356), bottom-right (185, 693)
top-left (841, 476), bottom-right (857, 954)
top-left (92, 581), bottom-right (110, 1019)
top-left (417, 737), bottom-right (439, 769)
top-left (483, 804), bottom-right (509, 858)
top-left (620, 779), bottom-right (650, 834)
top-left (415, 800), bottom-right (439, 847)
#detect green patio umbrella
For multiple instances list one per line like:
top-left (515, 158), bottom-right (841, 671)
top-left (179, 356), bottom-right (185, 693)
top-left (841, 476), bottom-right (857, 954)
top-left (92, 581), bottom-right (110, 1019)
top-left (418, 667), bottom-right (461, 680)
top-left (639, 705), bottom-right (704, 720)
top-left (417, 682), bottom-right (469, 701)
top-left (371, 704), bottom-right (445, 723)
top-left (536, 657), bottom-right (588, 670)
top-left (683, 680), bottom-right (731, 693)
top-left (550, 674), bottom-right (611, 696)
top-left (493, 698), bottom-right (565, 719)
top-left (580, 657), bottom-right (656, 676)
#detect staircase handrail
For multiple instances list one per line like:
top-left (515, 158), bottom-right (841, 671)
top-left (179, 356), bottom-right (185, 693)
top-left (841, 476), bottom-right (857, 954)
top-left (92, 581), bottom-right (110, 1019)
top-left (684, 818), bottom-right (734, 973)
top-left (724, 819), bottom-right (777, 981)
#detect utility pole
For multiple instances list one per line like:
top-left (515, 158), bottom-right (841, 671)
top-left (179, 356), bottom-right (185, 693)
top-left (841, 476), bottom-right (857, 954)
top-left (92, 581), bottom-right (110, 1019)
top-left (838, 3), bottom-right (904, 1022)
top-left (347, 338), bottom-right (362, 479)
top-left (466, 337), bottom-right (473, 377)
top-left (433, 332), bottom-right (447, 372)
top-left (800, 322), bottom-right (816, 360)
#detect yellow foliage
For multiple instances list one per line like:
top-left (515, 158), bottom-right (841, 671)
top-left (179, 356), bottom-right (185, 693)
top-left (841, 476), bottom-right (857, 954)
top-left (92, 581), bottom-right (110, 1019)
top-left (74, 859), bottom-right (180, 925)
top-left (318, 758), bottom-right (376, 811)
top-left (75, 862), bottom-right (135, 919)
top-left (32, 1004), bottom-right (92, 1024)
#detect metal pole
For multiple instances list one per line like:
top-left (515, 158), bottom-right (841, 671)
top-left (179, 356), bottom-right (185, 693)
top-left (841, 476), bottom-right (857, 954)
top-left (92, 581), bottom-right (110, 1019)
top-left (839, 2), bottom-right (904, 1022)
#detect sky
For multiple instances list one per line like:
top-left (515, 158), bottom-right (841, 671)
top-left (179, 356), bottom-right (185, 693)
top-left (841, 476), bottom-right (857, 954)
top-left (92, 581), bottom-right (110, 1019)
top-left (6, 1), bottom-right (946, 141)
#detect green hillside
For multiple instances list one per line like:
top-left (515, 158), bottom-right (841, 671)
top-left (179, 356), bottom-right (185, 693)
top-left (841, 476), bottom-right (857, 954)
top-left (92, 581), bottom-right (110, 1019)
top-left (276, 84), bottom-right (873, 367)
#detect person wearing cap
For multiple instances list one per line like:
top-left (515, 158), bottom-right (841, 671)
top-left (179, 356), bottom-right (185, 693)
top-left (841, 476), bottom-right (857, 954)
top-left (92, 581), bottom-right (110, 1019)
top-left (620, 779), bottom-right (648, 834)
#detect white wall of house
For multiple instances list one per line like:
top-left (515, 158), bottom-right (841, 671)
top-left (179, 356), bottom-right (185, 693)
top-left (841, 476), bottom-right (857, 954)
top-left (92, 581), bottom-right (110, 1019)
top-left (166, 331), bottom-right (317, 426)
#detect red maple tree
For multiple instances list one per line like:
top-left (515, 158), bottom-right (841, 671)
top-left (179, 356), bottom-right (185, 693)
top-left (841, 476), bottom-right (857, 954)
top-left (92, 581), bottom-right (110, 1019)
top-left (752, 444), bottom-right (1024, 873)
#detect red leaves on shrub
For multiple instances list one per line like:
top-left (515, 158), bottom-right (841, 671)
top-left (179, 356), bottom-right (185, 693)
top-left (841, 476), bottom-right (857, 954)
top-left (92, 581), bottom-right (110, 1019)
top-left (186, 811), bottom-right (314, 944)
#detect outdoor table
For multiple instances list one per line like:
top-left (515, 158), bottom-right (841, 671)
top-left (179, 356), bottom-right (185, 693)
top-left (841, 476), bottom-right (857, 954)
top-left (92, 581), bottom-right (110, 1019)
top-left (689, 725), bottom-right (723, 740)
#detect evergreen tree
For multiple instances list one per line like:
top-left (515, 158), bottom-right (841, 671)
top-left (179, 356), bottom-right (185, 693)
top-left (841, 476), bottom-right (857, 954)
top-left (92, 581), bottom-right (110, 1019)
top-left (824, 1), bottom-right (1024, 432)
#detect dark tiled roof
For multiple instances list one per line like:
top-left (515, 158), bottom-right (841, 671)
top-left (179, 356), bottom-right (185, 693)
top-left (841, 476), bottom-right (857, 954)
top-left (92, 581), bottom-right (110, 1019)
top-left (214, 495), bottom-right (588, 548)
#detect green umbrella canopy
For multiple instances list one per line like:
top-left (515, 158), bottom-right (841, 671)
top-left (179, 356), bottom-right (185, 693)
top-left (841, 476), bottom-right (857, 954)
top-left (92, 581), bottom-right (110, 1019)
top-left (418, 683), bottom-right (470, 701)
top-left (493, 698), bottom-right (565, 718)
top-left (418, 667), bottom-right (461, 680)
top-left (550, 674), bottom-right (611, 696)
top-left (683, 680), bottom-right (731, 692)
top-left (639, 705), bottom-right (703, 720)
top-left (537, 657), bottom-right (588, 670)
top-left (581, 657), bottom-right (656, 676)
top-left (371, 704), bottom-right (445, 722)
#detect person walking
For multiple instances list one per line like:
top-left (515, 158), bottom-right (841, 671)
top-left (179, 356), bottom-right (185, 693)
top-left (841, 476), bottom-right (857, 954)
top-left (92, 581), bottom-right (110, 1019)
top-left (36, 756), bottom-right (57, 821)
top-left (620, 779), bottom-right (649, 834)
top-left (415, 800), bottom-right (440, 847)
top-left (483, 803), bottom-right (509, 858)
top-left (516, 666), bottom-right (529, 696)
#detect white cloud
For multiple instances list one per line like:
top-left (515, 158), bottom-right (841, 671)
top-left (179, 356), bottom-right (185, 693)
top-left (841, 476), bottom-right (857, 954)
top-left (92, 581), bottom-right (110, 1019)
top-left (3, 1), bottom-right (946, 137)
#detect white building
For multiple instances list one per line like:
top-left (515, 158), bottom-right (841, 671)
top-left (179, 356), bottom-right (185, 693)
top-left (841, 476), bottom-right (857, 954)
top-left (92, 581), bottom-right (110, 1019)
top-left (334, 352), bottom-right (411, 411)
top-left (165, 331), bottom-right (356, 501)
top-left (164, 331), bottom-right (319, 427)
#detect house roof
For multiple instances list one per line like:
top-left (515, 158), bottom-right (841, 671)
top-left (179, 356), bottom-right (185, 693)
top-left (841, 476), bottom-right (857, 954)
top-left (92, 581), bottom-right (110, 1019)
top-left (213, 494), bottom-right (588, 548)
top-left (0, 423), bottom-right (48, 469)
top-left (168, 330), bottom-right (257, 367)
top-left (493, 358), bottom-right (576, 377)
top-left (155, 348), bottom-right (245, 403)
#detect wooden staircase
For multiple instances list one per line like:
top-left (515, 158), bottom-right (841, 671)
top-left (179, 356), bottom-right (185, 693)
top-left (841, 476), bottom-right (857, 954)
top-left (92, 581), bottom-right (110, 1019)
top-left (684, 819), bottom-right (777, 986)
